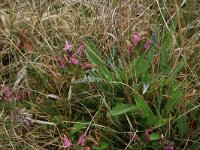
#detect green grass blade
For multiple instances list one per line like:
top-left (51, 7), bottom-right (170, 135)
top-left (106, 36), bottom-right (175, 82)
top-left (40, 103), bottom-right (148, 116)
top-left (130, 57), bottom-right (149, 76)
top-left (84, 39), bottom-right (112, 80)
top-left (160, 21), bottom-right (177, 74)
top-left (177, 115), bottom-right (188, 138)
top-left (163, 89), bottom-right (182, 115)
top-left (134, 95), bottom-right (154, 118)
top-left (107, 104), bottom-right (137, 117)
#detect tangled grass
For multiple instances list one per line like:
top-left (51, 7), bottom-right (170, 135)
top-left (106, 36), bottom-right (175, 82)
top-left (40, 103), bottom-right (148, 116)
top-left (0, 0), bottom-right (200, 149)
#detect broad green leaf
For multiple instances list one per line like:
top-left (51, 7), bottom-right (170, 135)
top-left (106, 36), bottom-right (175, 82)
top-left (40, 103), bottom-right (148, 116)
top-left (160, 21), bottom-right (176, 74)
top-left (146, 116), bottom-right (157, 126)
top-left (160, 43), bottom-right (170, 74)
top-left (93, 142), bottom-right (109, 150)
top-left (107, 104), bottom-right (137, 117)
top-left (172, 58), bottom-right (185, 75)
top-left (134, 58), bottom-right (149, 75)
top-left (150, 133), bottom-right (161, 141)
top-left (153, 117), bottom-right (174, 127)
top-left (146, 48), bottom-right (155, 63)
top-left (134, 95), bottom-right (154, 118)
top-left (164, 90), bottom-right (182, 114)
top-left (118, 69), bottom-right (127, 82)
top-left (191, 142), bottom-right (199, 150)
top-left (70, 123), bottom-right (88, 134)
top-left (177, 115), bottom-right (188, 138)
top-left (187, 102), bottom-right (198, 118)
top-left (84, 39), bottom-right (111, 80)
top-left (130, 57), bottom-right (149, 76)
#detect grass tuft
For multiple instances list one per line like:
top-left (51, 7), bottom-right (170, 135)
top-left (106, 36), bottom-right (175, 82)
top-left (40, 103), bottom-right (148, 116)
top-left (0, 0), bottom-right (199, 149)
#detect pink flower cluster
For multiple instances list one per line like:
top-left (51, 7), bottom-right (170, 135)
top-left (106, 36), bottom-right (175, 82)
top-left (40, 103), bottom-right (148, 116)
top-left (165, 144), bottom-right (174, 150)
top-left (128, 32), bottom-right (153, 54)
top-left (63, 134), bottom-right (86, 149)
top-left (63, 135), bottom-right (72, 149)
top-left (59, 39), bottom-right (87, 68)
top-left (145, 129), bottom-right (152, 143)
top-left (133, 32), bottom-right (140, 47)
top-left (2, 86), bottom-right (27, 102)
top-left (3, 86), bottom-right (12, 102)
top-left (64, 39), bottom-right (79, 65)
top-left (64, 39), bottom-right (73, 52)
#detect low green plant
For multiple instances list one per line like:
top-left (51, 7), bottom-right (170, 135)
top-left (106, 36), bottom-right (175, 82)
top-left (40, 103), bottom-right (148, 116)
top-left (72, 22), bottom-right (199, 149)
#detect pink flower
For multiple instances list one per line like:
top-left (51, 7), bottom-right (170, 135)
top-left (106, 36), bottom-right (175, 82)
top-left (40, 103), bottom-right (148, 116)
top-left (165, 144), bottom-right (174, 150)
top-left (57, 57), bottom-right (67, 68)
top-left (3, 86), bottom-right (12, 102)
top-left (144, 39), bottom-right (152, 49)
top-left (64, 39), bottom-right (72, 52)
top-left (63, 135), bottom-right (72, 149)
top-left (133, 32), bottom-right (140, 47)
top-left (70, 54), bottom-right (78, 65)
top-left (77, 45), bottom-right (85, 56)
top-left (77, 134), bottom-right (86, 146)
top-left (80, 63), bottom-right (91, 69)
top-left (60, 59), bottom-right (66, 68)
top-left (145, 129), bottom-right (152, 143)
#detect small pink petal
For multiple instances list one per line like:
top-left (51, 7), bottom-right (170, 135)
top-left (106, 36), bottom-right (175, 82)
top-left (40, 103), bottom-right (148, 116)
top-left (63, 135), bottom-right (72, 149)
top-left (70, 55), bottom-right (78, 65)
top-left (145, 129), bottom-right (152, 143)
top-left (77, 45), bottom-right (85, 56)
top-left (80, 63), bottom-right (90, 69)
top-left (133, 32), bottom-right (140, 47)
top-left (77, 134), bottom-right (86, 146)
top-left (64, 39), bottom-right (72, 52)
top-left (3, 86), bottom-right (12, 102)
top-left (165, 144), bottom-right (174, 150)
top-left (60, 60), bottom-right (66, 68)
top-left (57, 58), bottom-right (67, 68)
top-left (144, 39), bottom-right (152, 49)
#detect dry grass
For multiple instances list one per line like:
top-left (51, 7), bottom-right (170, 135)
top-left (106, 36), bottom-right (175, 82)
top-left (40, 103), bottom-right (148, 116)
top-left (0, 0), bottom-right (200, 149)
